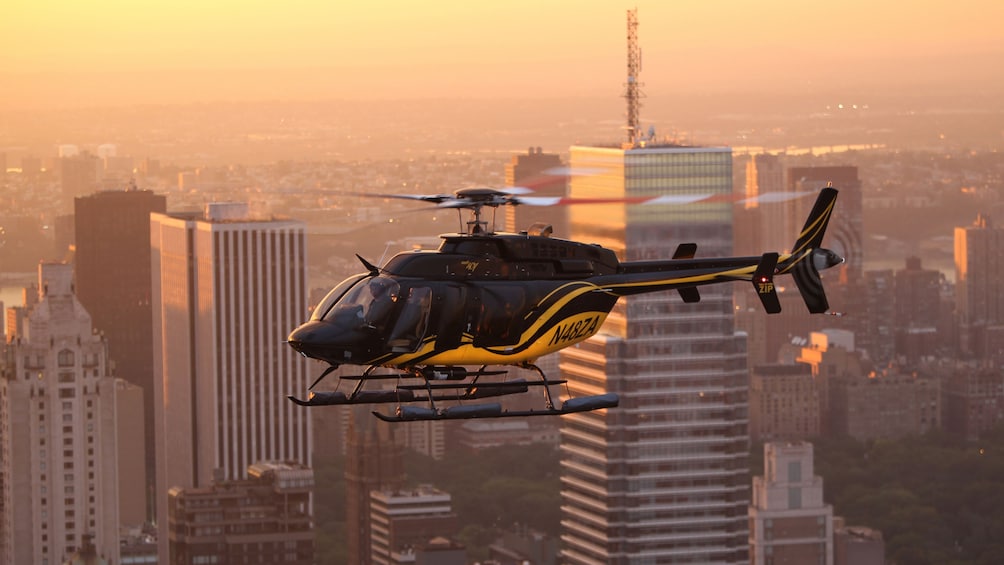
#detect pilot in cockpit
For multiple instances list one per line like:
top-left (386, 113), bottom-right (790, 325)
top-left (364, 277), bottom-right (399, 331)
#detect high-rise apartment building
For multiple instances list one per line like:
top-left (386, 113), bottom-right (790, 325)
top-left (0, 263), bottom-right (126, 563)
top-left (893, 257), bottom-right (944, 361)
top-left (954, 214), bottom-right (1004, 359)
top-left (749, 442), bottom-right (834, 565)
top-left (75, 188), bottom-right (166, 521)
top-left (560, 144), bottom-right (749, 564)
top-left (150, 203), bottom-right (311, 558)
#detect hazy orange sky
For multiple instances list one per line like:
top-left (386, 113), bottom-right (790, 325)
top-left (2, 0), bottom-right (1002, 109)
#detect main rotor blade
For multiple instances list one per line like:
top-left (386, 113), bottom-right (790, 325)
top-left (511, 190), bottom-right (817, 207)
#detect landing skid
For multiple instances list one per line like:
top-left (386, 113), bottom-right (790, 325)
top-left (288, 362), bottom-right (619, 421)
top-left (288, 379), bottom-right (538, 407)
top-left (372, 393), bottom-right (620, 422)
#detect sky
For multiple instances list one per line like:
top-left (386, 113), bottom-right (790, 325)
top-left (2, 0), bottom-right (1002, 109)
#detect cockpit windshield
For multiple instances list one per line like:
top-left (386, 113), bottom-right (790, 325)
top-left (310, 274), bottom-right (368, 321)
top-left (316, 275), bottom-right (401, 331)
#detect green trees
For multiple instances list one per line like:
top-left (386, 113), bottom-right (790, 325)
top-left (809, 429), bottom-right (1004, 565)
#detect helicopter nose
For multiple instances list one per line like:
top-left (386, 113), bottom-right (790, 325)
top-left (287, 320), bottom-right (330, 356)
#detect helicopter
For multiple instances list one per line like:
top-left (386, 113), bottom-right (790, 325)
top-left (287, 185), bottom-right (842, 422)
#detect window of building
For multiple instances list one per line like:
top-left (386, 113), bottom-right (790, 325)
top-left (788, 487), bottom-right (802, 509)
top-left (57, 350), bottom-right (74, 367)
top-left (788, 460), bottom-right (802, 482)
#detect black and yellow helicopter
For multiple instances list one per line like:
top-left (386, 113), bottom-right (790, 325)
top-left (287, 185), bottom-right (842, 422)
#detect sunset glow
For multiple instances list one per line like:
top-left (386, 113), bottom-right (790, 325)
top-left (2, 0), bottom-right (1002, 109)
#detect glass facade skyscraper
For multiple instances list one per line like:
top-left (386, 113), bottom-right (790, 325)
top-left (560, 145), bottom-right (750, 564)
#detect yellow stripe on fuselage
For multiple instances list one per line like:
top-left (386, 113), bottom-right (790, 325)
top-left (373, 251), bottom-right (811, 368)
top-left (376, 281), bottom-right (607, 368)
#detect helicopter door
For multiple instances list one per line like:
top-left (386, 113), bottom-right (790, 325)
top-left (473, 285), bottom-right (526, 347)
top-left (431, 284), bottom-right (469, 350)
top-left (387, 287), bottom-right (432, 352)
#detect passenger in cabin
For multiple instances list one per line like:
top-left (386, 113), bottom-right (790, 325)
top-left (364, 277), bottom-right (399, 331)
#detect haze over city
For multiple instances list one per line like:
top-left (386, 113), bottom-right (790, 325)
top-left (5, 0), bottom-right (1003, 105)
top-left (3, 1), bottom-right (1002, 166)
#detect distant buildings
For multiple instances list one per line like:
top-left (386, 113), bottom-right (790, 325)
top-left (833, 519), bottom-right (885, 565)
top-left (150, 202), bottom-right (311, 559)
top-left (942, 367), bottom-right (1004, 441)
top-left (59, 153), bottom-right (100, 201)
top-left (749, 442), bottom-right (834, 565)
top-left (369, 486), bottom-right (461, 565)
top-left (560, 144), bottom-right (749, 564)
top-left (955, 213), bottom-right (1004, 360)
top-left (455, 419), bottom-right (560, 450)
top-left (749, 363), bottom-right (820, 442)
top-left (503, 147), bottom-right (566, 236)
top-left (894, 257), bottom-right (946, 362)
top-left (829, 369), bottom-right (941, 441)
top-left (0, 263), bottom-right (131, 563)
top-left (750, 442), bottom-right (885, 565)
top-left (345, 409), bottom-right (405, 565)
top-left (166, 461), bottom-right (314, 564)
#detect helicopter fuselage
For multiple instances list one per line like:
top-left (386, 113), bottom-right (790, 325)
top-left (287, 229), bottom-right (838, 370)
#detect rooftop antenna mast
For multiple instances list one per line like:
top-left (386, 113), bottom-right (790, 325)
top-left (624, 8), bottom-right (644, 148)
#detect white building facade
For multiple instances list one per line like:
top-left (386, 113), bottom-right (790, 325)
top-left (0, 263), bottom-right (121, 564)
top-left (151, 203), bottom-right (312, 557)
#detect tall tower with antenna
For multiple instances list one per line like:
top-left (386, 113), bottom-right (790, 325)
top-left (624, 8), bottom-right (643, 147)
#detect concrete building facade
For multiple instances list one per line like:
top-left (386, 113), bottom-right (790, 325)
top-left (0, 263), bottom-right (124, 564)
top-left (151, 203), bottom-right (311, 558)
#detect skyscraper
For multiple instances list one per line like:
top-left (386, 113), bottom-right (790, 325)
top-left (954, 214), bottom-right (1004, 359)
top-left (150, 203), bottom-right (311, 558)
top-left (0, 263), bottom-right (126, 563)
top-left (749, 442), bottom-right (834, 565)
top-left (893, 257), bottom-right (943, 361)
top-left (74, 188), bottom-right (166, 520)
top-left (560, 144), bottom-right (749, 564)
